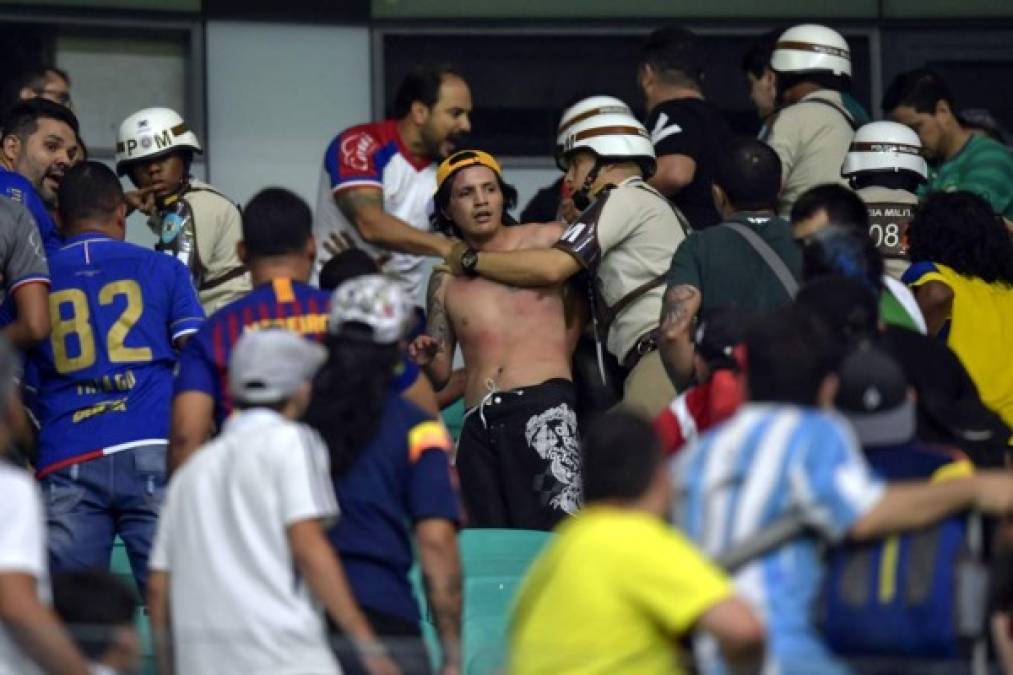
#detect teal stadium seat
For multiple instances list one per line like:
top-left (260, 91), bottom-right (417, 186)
top-left (459, 529), bottom-right (553, 674)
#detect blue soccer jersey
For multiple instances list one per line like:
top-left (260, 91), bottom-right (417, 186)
top-left (28, 234), bottom-right (204, 477)
top-left (0, 166), bottom-right (63, 255)
top-left (174, 277), bottom-right (330, 425)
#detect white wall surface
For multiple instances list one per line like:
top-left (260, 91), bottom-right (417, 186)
top-left (204, 21), bottom-right (371, 211)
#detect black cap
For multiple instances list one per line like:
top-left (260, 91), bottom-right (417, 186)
top-left (713, 138), bottom-right (782, 210)
top-left (835, 344), bottom-right (915, 446)
top-left (694, 306), bottom-right (744, 370)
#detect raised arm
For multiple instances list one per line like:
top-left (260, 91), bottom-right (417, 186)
top-left (336, 187), bottom-right (453, 259)
top-left (409, 269), bottom-right (456, 390)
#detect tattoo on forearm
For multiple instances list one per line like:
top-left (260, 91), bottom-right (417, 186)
top-left (335, 188), bottom-right (383, 224)
top-left (426, 270), bottom-right (454, 354)
top-left (661, 285), bottom-right (699, 333)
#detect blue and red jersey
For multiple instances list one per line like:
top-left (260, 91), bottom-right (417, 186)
top-left (27, 234), bottom-right (204, 477)
top-left (174, 278), bottom-right (330, 426)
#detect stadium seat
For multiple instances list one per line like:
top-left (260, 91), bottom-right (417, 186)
top-left (459, 529), bottom-right (553, 674)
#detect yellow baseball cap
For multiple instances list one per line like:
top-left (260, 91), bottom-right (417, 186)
top-left (435, 149), bottom-right (503, 193)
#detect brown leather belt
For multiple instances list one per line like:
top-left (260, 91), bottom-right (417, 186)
top-left (622, 328), bottom-right (659, 371)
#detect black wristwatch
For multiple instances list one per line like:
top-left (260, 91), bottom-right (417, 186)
top-left (460, 248), bottom-right (480, 277)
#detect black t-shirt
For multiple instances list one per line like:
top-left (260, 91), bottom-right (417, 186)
top-left (645, 98), bottom-right (731, 230)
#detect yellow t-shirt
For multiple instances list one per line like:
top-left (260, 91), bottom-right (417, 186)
top-left (908, 262), bottom-right (1013, 429)
top-left (508, 507), bottom-right (732, 675)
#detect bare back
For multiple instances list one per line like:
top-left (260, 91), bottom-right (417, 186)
top-left (446, 224), bottom-right (575, 406)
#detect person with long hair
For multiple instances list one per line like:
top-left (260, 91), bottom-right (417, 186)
top-left (306, 275), bottom-right (461, 675)
top-left (903, 190), bottom-right (1013, 428)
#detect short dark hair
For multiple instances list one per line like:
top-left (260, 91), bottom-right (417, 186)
top-left (390, 65), bottom-right (464, 119)
top-left (745, 305), bottom-right (840, 406)
top-left (795, 276), bottom-right (879, 351)
top-left (713, 137), bottom-right (781, 211)
top-left (582, 411), bottom-right (662, 503)
top-left (58, 161), bottom-right (124, 226)
top-left (881, 68), bottom-right (955, 116)
top-left (52, 571), bottom-right (137, 661)
top-left (908, 191), bottom-right (1013, 286)
top-left (15, 65), bottom-right (71, 92)
top-left (242, 188), bottom-right (312, 258)
top-left (319, 249), bottom-right (379, 292)
top-left (790, 183), bottom-right (869, 233)
top-left (801, 225), bottom-right (884, 294)
top-left (639, 26), bottom-right (703, 88)
top-left (741, 28), bottom-right (780, 78)
top-left (431, 158), bottom-right (518, 238)
top-left (1, 97), bottom-right (79, 141)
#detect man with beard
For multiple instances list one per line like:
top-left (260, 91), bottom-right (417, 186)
top-left (410, 150), bottom-right (583, 529)
top-left (313, 65), bottom-right (472, 311)
top-left (0, 98), bottom-right (79, 255)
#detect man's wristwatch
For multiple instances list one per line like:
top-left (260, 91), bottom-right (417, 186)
top-left (460, 247), bottom-right (479, 277)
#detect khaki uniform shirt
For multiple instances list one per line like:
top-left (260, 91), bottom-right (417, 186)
top-left (554, 177), bottom-right (689, 360)
top-left (765, 90), bottom-right (856, 216)
top-left (151, 179), bottom-right (251, 315)
top-left (855, 186), bottom-right (919, 281)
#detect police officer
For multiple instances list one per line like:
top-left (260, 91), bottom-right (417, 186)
top-left (116, 107), bottom-right (250, 315)
top-left (841, 121), bottom-right (928, 280)
top-left (445, 112), bottom-right (690, 418)
top-left (764, 24), bottom-right (857, 215)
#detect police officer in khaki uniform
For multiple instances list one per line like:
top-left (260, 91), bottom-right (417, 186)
top-left (842, 121), bottom-right (928, 280)
top-left (764, 24), bottom-right (857, 215)
top-left (444, 111), bottom-right (689, 418)
top-left (116, 107), bottom-right (250, 315)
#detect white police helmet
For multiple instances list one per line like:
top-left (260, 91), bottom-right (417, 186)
top-left (771, 24), bottom-right (852, 78)
top-left (115, 107), bottom-right (202, 176)
top-left (560, 112), bottom-right (656, 178)
top-left (841, 121), bottom-right (928, 180)
top-left (555, 96), bottom-right (632, 170)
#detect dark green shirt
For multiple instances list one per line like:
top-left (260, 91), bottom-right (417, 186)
top-left (922, 134), bottom-right (1013, 218)
top-left (665, 211), bottom-right (802, 315)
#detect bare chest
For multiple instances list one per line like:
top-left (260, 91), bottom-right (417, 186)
top-left (445, 276), bottom-right (564, 345)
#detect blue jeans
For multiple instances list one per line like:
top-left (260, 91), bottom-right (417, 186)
top-left (41, 444), bottom-right (167, 595)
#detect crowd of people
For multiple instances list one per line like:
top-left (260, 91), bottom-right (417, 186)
top-left (1, 20), bottom-right (1013, 675)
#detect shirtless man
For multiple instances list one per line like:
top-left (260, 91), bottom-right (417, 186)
top-left (409, 150), bottom-right (582, 530)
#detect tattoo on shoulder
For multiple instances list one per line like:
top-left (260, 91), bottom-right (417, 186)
top-left (335, 188), bottom-right (383, 222)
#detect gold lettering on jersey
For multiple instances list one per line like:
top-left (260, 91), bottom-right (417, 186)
top-left (72, 397), bottom-right (128, 423)
top-left (242, 313), bottom-right (328, 335)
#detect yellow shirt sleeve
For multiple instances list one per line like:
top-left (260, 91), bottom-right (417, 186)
top-left (619, 521), bottom-right (733, 636)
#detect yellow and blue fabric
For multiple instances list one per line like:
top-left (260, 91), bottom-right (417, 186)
top-left (903, 261), bottom-right (1013, 429)
top-left (328, 394), bottom-right (458, 622)
top-left (26, 234), bottom-right (204, 477)
top-left (509, 507), bottom-right (732, 675)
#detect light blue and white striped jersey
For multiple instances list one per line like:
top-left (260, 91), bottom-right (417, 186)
top-left (672, 403), bottom-right (885, 675)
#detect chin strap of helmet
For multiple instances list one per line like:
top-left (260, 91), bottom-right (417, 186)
top-left (571, 158), bottom-right (604, 212)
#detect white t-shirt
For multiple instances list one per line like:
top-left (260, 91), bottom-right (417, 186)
top-left (313, 119), bottom-right (436, 305)
top-left (0, 461), bottom-right (50, 675)
top-left (148, 410), bottom-right (341, 675)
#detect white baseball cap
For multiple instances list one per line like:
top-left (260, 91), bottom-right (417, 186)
top-left (327, 274), bottom-right (414, 345)
top-left (228, 328), bottom-right (327, 404)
